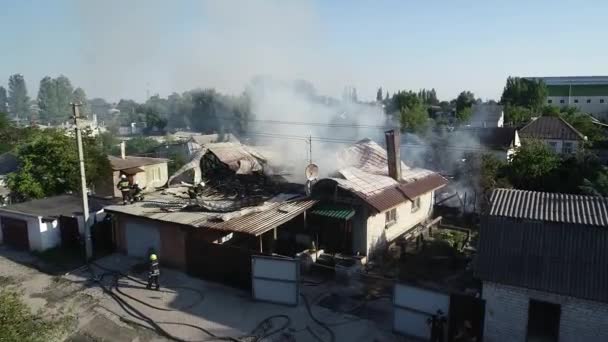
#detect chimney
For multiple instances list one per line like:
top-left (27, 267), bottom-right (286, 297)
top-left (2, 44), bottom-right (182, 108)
top-left (120, 140), bottom-right (126, 160)
top-left (385, 130), bottom-right (401, 181)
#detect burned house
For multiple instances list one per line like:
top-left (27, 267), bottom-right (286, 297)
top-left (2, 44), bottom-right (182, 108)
top-left (311, 131), bottom-right (447, 259)
top-left (476, 189), bottom-right (608, 342)
top-left (104, 141), bottom-right (315, 288)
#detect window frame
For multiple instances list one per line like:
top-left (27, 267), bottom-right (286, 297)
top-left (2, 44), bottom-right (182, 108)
top-left (411, 197), bottom-right (421, 213)
top-left (384, 208), bottom-right (397, 228)
top-left (563, 142), bottom-right (573, 154)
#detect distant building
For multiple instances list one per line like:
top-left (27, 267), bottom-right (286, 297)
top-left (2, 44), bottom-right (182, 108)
top-left (451, 127), bottom-right (520, 161)
top-left (95, 142), bottom-right (168, 198)
top-left (467, 103), bottom-right (504, 128)
top-left (519, 116), bottom-right (586, 154)
top-left (476, 189), bottom-right (608, 342)
top-left (527, 76), bottom-right (608, 120)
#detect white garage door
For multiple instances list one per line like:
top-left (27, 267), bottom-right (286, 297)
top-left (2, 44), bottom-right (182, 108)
top-left (252, 255), bottom-right (299, 306)
top-left (125, 221), bottom-right (161, 258)
top-left (393, 283), bottom-right (450, 339)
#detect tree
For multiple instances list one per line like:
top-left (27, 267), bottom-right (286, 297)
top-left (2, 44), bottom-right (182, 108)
top-left (507, 141), bottom-right (560, 190)
top-left (123, 136), bottom-right (161, 155)
top-left (558, 109), bottom-right (605, 144)
top-left (7, 129), bottom-right (110, 200)
top-left (89, 98), bottom-right (112, 120)
top-left (0, 86), bottom-right (7, 114)
top-left (37, 77), bottom-right (58, 123)
top-left (399, 102), bottom-right (428, 133)
top-left (580, 166), bottom-right (608, 196)
top-left (376, 87), bottom-right (383, 102)
top-left (504, 106), bottom-right (533, 126)
top-left (189, 89), bottom-right (224, 133)
top-left (54, 75), bottom-right (74, 122)
top-left (8, 74), bottom-right (29, 119)
top-left (500, 77), bottom-right (547, 111)
top-left (72, 88), bottom-right (89, 116)
top-left (456, 107), bottom-right (473, 123)
top-left (455, 91), bottom-right (475, 115)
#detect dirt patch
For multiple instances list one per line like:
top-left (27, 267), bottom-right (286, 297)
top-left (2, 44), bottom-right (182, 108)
top-left (0, 275), bottom-right (16, 287)
top-left (66, 314), bottom-right (151, 342)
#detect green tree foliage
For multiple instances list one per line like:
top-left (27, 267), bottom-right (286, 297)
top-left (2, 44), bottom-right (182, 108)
top-left (8, 74), bottom-right (29, 118)
top-left (418, 88), bottom-right (439, 105)
top-left (36, 76), bottom-right (77, 123)
top-left (0, 114), bottom-right (39, 154)
top-left (188, 89), bottom-right (250, 135)
top-left (558, 109), bottom-right (605, 144)
top-left (541, 105), bottom-right (561, 117)
top-left (89, 98), bottom-right (112, 120)
top-left (0, 290), bottom-right (73, 342)
top-left (399, 103), bottom-right (428, 133)
top-left (580, 166), bottom-right (608, 196)
top-left (507, 141), bottom-right (560, 190)
top-left (504, 106), bottom-right (533, 126)
top-left (500, 77), bottom-right (547, 111)
top-left (455, 91), bottom-right (475, 115)
top-left (456, 107), bottom-right (472, 123)
top-left (0, 86), bottom-right (7, 114)
top-left (123, 136), bottom-right (161, 155)
top-left (7, 129), bottom-right (110, 200)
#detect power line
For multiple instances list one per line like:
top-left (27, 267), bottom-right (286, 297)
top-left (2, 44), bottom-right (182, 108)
top-left (245, 131), bottom-right (495, 153)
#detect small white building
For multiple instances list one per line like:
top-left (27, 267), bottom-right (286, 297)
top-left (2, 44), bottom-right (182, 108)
top-left (0, 195), bottom-right (109, 251)
top-left (519, 116), bottom-right (587, 154)
top-left (476, 189), bottom-right (608, 342)
top-left (467, 103), bottom-right (504, 128)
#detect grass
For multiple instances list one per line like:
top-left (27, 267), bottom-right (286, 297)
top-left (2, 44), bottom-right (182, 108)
top-left (0, 290), bottom-right (75, 342)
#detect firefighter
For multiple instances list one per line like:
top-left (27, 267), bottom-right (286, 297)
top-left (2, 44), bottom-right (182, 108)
top-left (117, 174), bottom-right (131, 205)
top-left (147, 253), bottom-right (160, 290)
top-left (131, 181), bottom-right (144, 202)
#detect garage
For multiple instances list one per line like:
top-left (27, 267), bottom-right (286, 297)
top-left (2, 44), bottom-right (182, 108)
top-left (125, 220), bottom-right (161, 258)
top-left (1, 217), bottom-right (29, 250)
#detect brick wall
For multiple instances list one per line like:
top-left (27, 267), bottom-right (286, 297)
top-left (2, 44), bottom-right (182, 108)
top-left (483, 281), bottom-right (608, 342)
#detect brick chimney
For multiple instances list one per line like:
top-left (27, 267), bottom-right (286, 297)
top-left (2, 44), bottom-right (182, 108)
top-left (120, 140), bottom-right (126, 160)
top-left (385, 130), bottom-right (401, 181)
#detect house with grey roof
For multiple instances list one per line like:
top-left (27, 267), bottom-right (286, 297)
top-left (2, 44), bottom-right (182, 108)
top-left (519, 116), bottom-right (587, 154)
top-left (467, 103), bottom-right (504, 128)
top-left (476, 188), bottom-right (608, 342)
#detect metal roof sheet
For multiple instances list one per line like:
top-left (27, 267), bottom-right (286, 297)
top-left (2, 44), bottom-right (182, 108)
top-left (398, 174), bottom-right (448, 199)
top-left (310, 204), bottom-right (355, 220)
top-left (108, 155), bottom-right (168, 171)
top-left (519, 116), bottom-right (586, 141)
top-left (476, 215), bottom-right (608, 302)
top-left (489, 188), bottom-right (608, 227)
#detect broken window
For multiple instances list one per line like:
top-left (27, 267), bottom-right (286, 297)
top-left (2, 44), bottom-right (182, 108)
top-left (527, 299), bottom-right (561, 342)
top-left (385, 208), bottom-right (397, 227)
top-left (411, 197), bottom-right (421, 213)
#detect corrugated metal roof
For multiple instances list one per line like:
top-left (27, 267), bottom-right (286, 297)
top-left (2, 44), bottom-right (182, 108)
top-left (365, 187), bottom-right (407, 212)
top-left (201, 199), bottom-right (317, 236)
top-left (398, 174), bottom-right (448, 199)
top-left (206, 143), bottom-right (265, 174)
top-left (337, 139), bottom-right (409, 175)
top-left (0, 195), bottom-right (114, 219)
top-left (476, 215), bottom-right (608, 302)
top-left (310, 204), bottom-right (355, 220)
top-left (104, 189), bottom-right (316, 236)
top-left (109, 155), bottom-right (168, 171)
top-left (519, 116), bottom-right (586, 141)
top-left (490, 188), bottom-right (608, 227)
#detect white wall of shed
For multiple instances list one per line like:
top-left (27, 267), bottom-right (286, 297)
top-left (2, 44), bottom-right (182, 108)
top-left (365, 191), bottom-right (433, 257)
top-left (0, 211), bottom-right (60, 251)
top-left (483, 281), bottom-right (608, 342)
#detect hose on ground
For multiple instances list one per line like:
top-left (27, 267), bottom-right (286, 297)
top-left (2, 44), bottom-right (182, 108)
top-left (300, 293), bottom-right (336, 342)
top-left (86, 262), bottom-right (292, 342)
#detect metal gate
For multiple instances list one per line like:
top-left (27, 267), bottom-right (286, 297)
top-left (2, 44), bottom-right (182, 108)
top-left (251, 255), bottom-right (299, 306)
top-left (125, 221), bottom-right (160, 258)
top-left (393, 283), bottom-right (450, 340)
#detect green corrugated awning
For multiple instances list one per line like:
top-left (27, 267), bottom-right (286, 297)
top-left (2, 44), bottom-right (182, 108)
top-left (310, 204), bottom-right (355, 220)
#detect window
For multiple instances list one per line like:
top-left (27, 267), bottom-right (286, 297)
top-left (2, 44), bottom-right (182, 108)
top-left (587, 99), bottom-right (592, 103)
top-left (385, 208), bottom-right (397, 227)
top-left (527, 300), bottom-right (560, 342)
top-left (573, 99), bottom-right (579, 103)
top-left (559, 99), bottom-right (565, 104)
top-left (548, 141), bottom-right (557, 152)
top-left (563, 142), bottom-right (573, 154)
top-left (547, 99), bottom-right (552, 104)
top-left (411, 197), bottom-right (421, 213)
top-left (601, 99), bottom-right (606, 104)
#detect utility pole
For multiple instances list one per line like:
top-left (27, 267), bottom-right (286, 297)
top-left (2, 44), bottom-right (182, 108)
top-left (72, 103), bottom-right (92, 261)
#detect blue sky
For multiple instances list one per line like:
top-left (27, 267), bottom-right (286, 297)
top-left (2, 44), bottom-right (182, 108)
top-left (1, 0), bottom-right (607, 102)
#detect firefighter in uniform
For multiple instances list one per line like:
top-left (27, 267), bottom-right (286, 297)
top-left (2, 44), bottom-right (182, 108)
top-left (147, 253), bottom-right (160, 290)
top-left (117, 175), bottom-right (131, 205)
